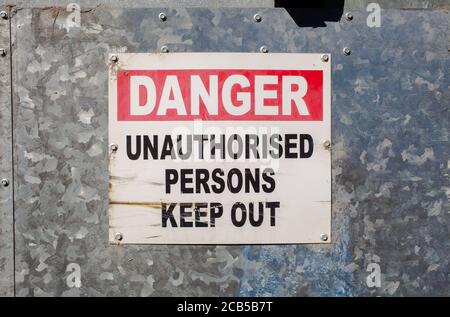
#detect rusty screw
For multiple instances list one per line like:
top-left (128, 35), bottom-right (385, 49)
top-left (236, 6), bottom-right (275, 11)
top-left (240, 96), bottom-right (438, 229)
top-left (114, 232), bottom-right (123, 241)
top-left (1, 178), bottom-right (9, 187)
top-left (0, 48), bottom-right (6, 57)
top-left (110, 55), bottom-right (119, 63)
top-left (0, 11), bottom-right (8, 20)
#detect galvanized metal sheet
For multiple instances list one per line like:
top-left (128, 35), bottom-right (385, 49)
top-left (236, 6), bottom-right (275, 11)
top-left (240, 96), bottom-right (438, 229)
top-left (0, 6), bottom-right (14, 297)
top-left (108, 52), bottom-right (331, 244)
top-left (11, 7), bottom-right (449, 296)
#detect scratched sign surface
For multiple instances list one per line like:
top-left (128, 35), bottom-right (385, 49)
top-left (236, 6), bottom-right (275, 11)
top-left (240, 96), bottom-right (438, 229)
top-left (108, 53), bottom-right (331, 244)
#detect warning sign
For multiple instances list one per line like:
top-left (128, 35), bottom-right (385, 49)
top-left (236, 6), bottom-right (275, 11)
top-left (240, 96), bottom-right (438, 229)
top-left (108, 53), bottom-right (331, 244)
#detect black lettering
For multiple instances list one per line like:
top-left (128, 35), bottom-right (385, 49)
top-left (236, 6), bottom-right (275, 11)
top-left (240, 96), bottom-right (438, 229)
top-left (126, 135), bottom-right (141, 160)
top-left (245, 168), bottom-right (260, 193)
top-left (227, 168), bottom-right (243, 194)
top-left (227, 134), bottom-right (243, 159)
top-left (262, 168), bottom-right (276, 193)
top-left (249, 202), bottom-right (264, 227)
top-left (245, 134), bottom-right (260, 159)
top-left (194, 203), bottom-right (208, 227)
top-left (210, 203), bottom-right (223, 227)
top-left (195, 169), bottom-right (210, 193)
top-left (285, 134), bottom-right (297, 158)
top-left (231, 202), bottom-right (246, 227)
top-left (162, 203), bottom-right (177, 227)
top-left (165, 169), bottom-right (178, 194)
top-left (300, 134), bottom-right (314, 158)
top-left (266, 201), bottom-right (280, 226)
top-left (180, 203), bottom-right (193, 227)
top-left (211, 169), bottom-right (225, 194)
top-left (177, 134), bottom-right (192, 160)
top-left (161, 135), bottom-right (176, 159)
top-left (193, 134), bottom-right (207, 159)
top-left (210, 134), bottom-right (225, 159)
top-left (143, 135), bottom-right (158, 160)
top-left (180, 169), bottom-right (194, 194)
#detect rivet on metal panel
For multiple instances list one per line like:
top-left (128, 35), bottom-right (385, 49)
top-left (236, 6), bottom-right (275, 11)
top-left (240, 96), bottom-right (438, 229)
top-left (320, 233), bottom-right (329, 242)
top-left (323, 140), bottom-right (331, 149)
top-left (110, 55), bottom-right (119, 63)
top-left (342, 47), bottom-right (351, 55)
top-left (321, 54), bottom-right (329, 62)
top-left (253, 14), bottom-right (262, 23)
top-left (260, 46), bottom-right (268, 53)
top-left (114, 232), bottom-right (123, 241)
top-left (0, 11), bottom-right (7, 19)
top-left (345, 12), bottom-right (353, 21)
top-left (161, 46), bottom-right (169, 53)
top-left (159, 12), bottom-right (167, 21)
top-left (1, 179), bottom-right (9, 187)
top-left (0, 48), bottom-right (6, 57)
top-left (110, 143), bottom-right (118, 152)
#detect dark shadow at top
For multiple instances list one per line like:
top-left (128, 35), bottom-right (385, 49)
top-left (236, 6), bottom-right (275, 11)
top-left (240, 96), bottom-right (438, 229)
top-left (275, 0), bottom-right (345, 27)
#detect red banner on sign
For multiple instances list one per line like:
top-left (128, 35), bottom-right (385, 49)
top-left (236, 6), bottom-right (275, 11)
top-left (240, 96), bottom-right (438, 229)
top-left (117, 69), bottom-right (323, 121)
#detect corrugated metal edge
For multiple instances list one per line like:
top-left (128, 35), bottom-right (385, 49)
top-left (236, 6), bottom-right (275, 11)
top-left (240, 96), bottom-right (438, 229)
top-left (0, 5), bottom-right (14, 297)
top-left (0, 0), bottom-right (449, 9)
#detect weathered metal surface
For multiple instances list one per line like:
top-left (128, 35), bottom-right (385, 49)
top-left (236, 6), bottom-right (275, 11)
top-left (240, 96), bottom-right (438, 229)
top-left (0, 6), bottom-right (14, 297)
top-left (344, 0), bottom-right (450, 9)
top-left (0, 1), bottom-right (275, 8)
top-left (1, 0), bottom-right (449, 9)
top-left (9, 6), bottom-right (450, 296)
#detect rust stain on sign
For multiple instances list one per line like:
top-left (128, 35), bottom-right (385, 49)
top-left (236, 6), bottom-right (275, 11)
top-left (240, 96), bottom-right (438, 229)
top-left (110, 201), bottom-right (166, 208)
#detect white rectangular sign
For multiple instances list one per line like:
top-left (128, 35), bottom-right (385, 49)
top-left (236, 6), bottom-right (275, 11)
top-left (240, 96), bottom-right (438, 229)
top-left (108, 53), bottom-right (331, 244)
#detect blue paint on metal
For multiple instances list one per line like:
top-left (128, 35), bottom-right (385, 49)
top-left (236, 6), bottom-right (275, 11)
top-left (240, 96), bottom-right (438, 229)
top-left (238, 214), bottom-right (353, 296)
top-left (330, 215), bottom-right (353, 296)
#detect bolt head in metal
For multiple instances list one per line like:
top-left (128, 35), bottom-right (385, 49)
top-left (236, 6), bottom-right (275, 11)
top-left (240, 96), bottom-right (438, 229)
top-left (321, 54), bottom-right (329, 62)
top-left (161, 46), bottom-right (169, 53)
top-left (0, 11), bottom-right (7, 19)
top-left (253, 14), bottom-right (262, 23)
top-left (345, 12), bottom-right (353, 21)
top-left (0, 48), bottom-right (6, 57)
top-left (110, 143), bottom-right (118, 152)
top-left (1, 178), bottom-right (9, 187)
top-left (323, 140), bottom-right (331, 149)
top-left (343, 47), bottom-right (351, 55)
top-left (110, 55), bottom-right (119, 63)
top-left (159, 12), bottom-right (167, 21)
top-left (260, 46), bottom-right (268, 53)
top-left (320, 234), bottom-right (329, 242)
top-left (114, 232), bottom-right (123, 241)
